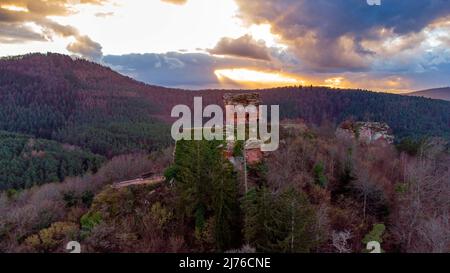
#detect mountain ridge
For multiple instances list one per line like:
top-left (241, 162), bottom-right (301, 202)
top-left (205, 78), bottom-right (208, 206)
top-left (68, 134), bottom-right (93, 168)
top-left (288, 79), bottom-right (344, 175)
top-left (1, 53), bottom-right (450, 146)
top-left (407, 87), bottom-right (450, 101)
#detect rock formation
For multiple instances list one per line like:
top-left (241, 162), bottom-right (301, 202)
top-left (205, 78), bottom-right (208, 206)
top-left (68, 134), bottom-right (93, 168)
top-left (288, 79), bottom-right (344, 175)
top-left (336, 121), bottom-right (394, 144)
top-left (223, 93), bottom-right (264, 165)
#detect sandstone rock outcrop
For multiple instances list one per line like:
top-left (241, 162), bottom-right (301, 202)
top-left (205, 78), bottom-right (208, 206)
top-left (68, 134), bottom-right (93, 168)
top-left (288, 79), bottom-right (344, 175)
top-left (336, 121), bottom-right (394, 145)
top-left (223, 93), bottom-right (264, 165)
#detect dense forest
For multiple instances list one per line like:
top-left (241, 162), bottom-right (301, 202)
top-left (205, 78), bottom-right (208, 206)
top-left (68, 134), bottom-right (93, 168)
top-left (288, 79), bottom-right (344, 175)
top-left (0, 54), bottom-right (173, 190)
top-left (0, 54), bottom-right (173, 158)
top-left (0, 131), bottom-right (104, 191)
top-left (1, 125), bottom-right (448, 253)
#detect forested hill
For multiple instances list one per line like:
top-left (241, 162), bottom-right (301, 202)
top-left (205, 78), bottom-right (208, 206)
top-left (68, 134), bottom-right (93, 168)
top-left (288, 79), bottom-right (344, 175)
top-left (196, 87), bottom-right (450, 140)
top-left (1, 53), bottom-right (450, 149)
top-left (407, 87), bottom-right (450, 101)
top-left (0, 131), bottom-right (104, 191)
top-left (0, 53), bottom-right (177, 157)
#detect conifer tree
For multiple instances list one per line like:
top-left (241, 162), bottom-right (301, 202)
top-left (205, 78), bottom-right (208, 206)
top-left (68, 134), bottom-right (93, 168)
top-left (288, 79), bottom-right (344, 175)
top-left (170, 139), bottom-right (241, 251)
top-left (242, 187), bottom-right (318, 253)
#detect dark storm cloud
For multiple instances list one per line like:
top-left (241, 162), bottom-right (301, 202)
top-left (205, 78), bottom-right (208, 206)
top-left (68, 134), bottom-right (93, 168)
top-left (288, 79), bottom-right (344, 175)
top-left (235, 0), bottom-right (450, 72)
top-left (208, 34), bottom-right (271, 61)
top-left (0, 0), bottom-right (106, 60)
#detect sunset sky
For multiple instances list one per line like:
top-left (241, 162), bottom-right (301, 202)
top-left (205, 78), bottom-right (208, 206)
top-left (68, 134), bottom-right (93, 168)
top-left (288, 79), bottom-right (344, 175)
top-left (1, 0), bottom-right (450, 92)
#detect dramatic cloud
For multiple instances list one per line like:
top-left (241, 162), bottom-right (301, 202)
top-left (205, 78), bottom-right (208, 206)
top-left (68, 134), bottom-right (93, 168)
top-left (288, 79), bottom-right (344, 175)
top-left (2, 0), bottom-right (449, 91)
top-left (0, 0), bottom-right (106, 60)
top-left (0, 23), bottom-right (46, 43)
top-left (103, 52), bottom-right (279, 89)
top-left (208, 34), bottom-right (271, 61)
top-left (67, 35), bottom-right (103, 61)
top-left (235, 0), bottom-right (450, 72)
top-left (101, 50), bottom-right (450, 92)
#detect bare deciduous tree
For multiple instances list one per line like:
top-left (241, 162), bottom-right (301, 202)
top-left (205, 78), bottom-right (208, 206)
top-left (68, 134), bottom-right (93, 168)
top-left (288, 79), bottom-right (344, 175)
top-left (332, 230), bottom-right (352, 253)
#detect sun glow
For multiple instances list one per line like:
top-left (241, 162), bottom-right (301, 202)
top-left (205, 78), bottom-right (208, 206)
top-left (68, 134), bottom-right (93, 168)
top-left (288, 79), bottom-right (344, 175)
top-left (215, 68), bottom-right (305, 88)
top-left (247, 24), bottom-right (285, 48)
top-left (50, 0), bottom-right (244, 55)
top-left (324, 77), bottom-right (346, 88)
top-left (0, 5), bottom-right (28, 12)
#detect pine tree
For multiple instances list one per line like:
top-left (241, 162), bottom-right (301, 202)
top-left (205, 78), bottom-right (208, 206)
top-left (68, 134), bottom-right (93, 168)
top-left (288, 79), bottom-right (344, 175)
top-left (242, 187), bottom-right (273, 251)
top-left (274, 188), bottom-right (318, 253)
top-left (210, 145), bottom-right (241, 251)
top-left (242, 187), bottom-right (319, 253)
top-left (170, 139), bottom-right (241, 251)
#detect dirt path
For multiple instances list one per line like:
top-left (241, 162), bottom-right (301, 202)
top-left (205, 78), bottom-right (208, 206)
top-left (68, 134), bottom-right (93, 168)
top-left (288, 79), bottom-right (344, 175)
top-left (112, 176), bottom-right (165, 189)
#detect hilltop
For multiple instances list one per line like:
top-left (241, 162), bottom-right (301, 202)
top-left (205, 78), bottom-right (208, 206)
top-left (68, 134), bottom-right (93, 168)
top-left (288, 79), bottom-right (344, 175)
top-left (407, 87), bottom-right (450, 101)
top-left (0, 53), bottom-right (176, 157)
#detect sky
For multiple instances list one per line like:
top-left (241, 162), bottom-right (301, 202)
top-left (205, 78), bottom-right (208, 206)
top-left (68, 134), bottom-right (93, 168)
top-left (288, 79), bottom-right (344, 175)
top-left (1, 0), bottom-right (450, 92)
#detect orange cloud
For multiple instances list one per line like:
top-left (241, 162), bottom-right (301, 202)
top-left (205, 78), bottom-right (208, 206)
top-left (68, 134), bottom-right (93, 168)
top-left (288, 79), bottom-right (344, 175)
top-left (213, 66), bottom-right (414, 93)
top-left (215, 68), bottom-right (305, 89)
top-left (161, 0), bottom-right (188, 5)
top-left (209, 35), bottom-right (271, 61)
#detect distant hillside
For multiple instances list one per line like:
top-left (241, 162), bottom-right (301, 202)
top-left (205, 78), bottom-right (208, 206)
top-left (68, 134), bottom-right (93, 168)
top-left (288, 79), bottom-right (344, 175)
top-left (0, 131), bottom-right (104, 191)
top-left (0, 53), bottom-right (176, 157)
top-left (1, 53), bottom-right (450, 153)
top-left (407, 87), bottom-right (450, 101)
